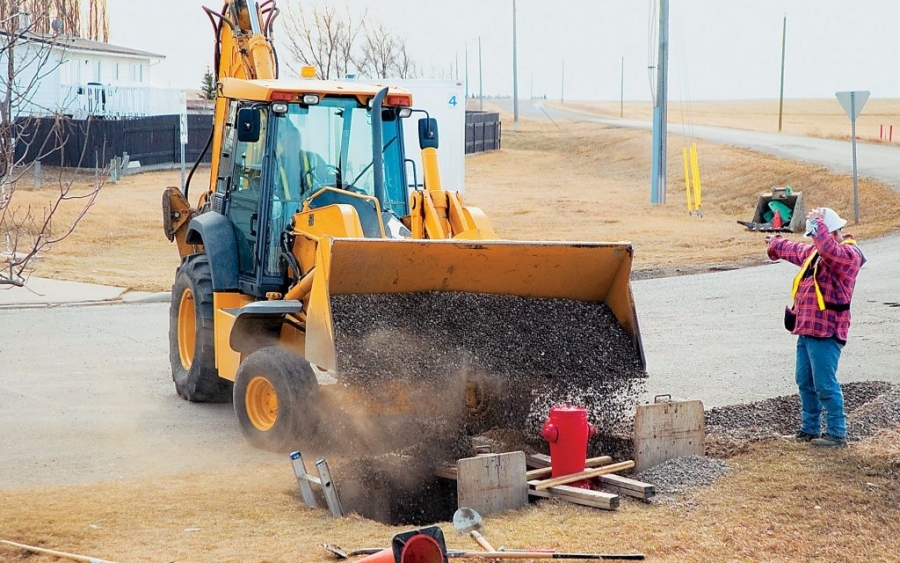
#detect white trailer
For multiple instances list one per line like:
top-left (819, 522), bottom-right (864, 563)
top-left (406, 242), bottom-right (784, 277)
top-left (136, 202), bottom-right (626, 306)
top-left (362, 79), bottom-right (467, 194)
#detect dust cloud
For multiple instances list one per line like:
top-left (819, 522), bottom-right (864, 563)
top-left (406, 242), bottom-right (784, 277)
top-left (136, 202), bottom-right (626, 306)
top-left (317, 291), bottom-right (646, 523)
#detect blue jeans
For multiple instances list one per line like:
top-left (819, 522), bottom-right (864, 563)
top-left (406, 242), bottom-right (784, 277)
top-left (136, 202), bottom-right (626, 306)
top-left (795, 335), bottom-right (846, 438)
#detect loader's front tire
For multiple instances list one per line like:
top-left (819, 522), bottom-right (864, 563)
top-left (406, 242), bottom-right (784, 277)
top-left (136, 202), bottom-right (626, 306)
top-left (169, 254), bottom-right (232, 403)
top-left (234, 346), bottom-right (320, 452)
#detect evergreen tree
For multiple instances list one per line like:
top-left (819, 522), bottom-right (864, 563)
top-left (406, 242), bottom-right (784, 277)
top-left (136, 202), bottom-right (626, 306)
top-left (201, 66), bottom-right (216, 100)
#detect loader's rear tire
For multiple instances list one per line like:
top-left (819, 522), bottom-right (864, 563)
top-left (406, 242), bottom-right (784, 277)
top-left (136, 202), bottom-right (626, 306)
top-left (234, 346), bottom-right (320, 452)
top-left (169, 254), bottom-right (232, 403)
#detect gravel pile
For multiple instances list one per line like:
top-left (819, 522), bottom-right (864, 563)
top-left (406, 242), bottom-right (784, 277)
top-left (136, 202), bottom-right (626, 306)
top-left (332, 292), bottom-right (646, 443)
top-left (329, 291), bottom-right (646, 523)
top-left (705, 381), bottom-right (898, 443)
top-left (636, 455), bottom-right (729, 503)
top-left (846, 387), bottom-right (900, 439)
top-left (633, 382), bottom-right (900, 502)
top-left (326, 292), bottom-right (899, 520)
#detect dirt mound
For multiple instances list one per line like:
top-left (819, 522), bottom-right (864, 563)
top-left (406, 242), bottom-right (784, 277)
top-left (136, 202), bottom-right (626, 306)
top-left (705, 381), bottom-right (900, 457)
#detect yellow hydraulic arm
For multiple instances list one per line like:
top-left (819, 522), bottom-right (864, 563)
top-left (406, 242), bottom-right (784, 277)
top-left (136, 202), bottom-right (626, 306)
top-left (164, 1), bottom-right (279, 254)
top-left (408, 146), bottom-right (497, 240)
top-left (206, 0), bottom-right (277, 197)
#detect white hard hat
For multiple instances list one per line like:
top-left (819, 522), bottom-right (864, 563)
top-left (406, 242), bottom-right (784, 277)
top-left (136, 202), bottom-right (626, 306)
top-left (804, 207), bottom-right (848, 237)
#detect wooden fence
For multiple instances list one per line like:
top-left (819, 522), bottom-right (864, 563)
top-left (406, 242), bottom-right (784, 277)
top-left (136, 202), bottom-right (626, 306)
top-left (14, 114), bottom-right (214, 169)
top-left (15, 110), bottom-right (499, 170)
top-left (465, 111), bottom-right (501, 154)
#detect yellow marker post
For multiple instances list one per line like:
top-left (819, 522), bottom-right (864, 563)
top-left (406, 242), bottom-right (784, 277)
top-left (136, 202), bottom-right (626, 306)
top-left (682, 147), bottom-right (693, 213)
top-left (690, 143), bottom-right (703, 215)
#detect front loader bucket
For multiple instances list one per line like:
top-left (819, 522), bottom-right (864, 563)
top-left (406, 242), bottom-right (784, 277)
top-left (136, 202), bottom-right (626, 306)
top-left (304, 237), bottom-right (644, 374)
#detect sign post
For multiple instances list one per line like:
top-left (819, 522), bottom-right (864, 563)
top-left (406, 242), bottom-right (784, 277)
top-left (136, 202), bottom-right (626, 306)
top-left (835, 90), bottom-right (869, 223)
top-left (179, 92), bottom-right (188, 192)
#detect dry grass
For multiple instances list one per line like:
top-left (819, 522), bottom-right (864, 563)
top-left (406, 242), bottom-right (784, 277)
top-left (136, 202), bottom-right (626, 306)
top-left (3, 105), bottom-right (900, 562)
top-left (3, 169), bottom-right (182, 291)
top-left (8, 104), bottom-right (900, 291)
top-left (465, 115), bottom-right (900, 277)
top-left (1, 437), bottom-right (899, 563)
top-left (556, 98), bottom-right (900, 143)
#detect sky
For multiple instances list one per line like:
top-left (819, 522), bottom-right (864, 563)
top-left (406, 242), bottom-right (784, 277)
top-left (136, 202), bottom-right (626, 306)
top-left (105, 0), bottom-right (900, 102)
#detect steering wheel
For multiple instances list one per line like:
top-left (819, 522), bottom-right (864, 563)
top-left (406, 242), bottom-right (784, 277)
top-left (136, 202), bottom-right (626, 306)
top-left (319, 164), bottom-right (368, 195)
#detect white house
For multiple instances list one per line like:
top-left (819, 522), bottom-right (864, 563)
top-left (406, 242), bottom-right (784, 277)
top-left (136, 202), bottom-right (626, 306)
top-left (1, 30), bottom-right (183, 118)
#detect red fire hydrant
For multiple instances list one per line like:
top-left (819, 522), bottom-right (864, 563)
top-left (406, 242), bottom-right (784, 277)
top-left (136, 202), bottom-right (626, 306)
top-left (540, 405), bottom-right (595, 489)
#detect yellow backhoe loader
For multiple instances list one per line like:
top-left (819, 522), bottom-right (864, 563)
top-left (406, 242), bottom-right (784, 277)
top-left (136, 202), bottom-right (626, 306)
top-left (163, 0), bottom-right (645, 453)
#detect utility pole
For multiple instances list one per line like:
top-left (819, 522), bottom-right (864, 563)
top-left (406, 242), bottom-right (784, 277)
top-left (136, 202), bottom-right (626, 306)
top-left (561, 59), bottom-right (565, 103)
top-left (465, 44), bottom-right (469, 100)
top-left (650, 0), bottom-right (669, 205)
top-left (778, 14), bottom-right (787, 132)
top-left (478, 37), bottom-right (484, 111)
top-left (620, 56), bottom-right (624, 118)
top-left (512, 0), bottom-right (519, 129)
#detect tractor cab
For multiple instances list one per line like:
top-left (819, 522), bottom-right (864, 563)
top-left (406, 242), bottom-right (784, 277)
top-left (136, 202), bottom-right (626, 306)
top-left (212, 83), bottom-right (416, 298)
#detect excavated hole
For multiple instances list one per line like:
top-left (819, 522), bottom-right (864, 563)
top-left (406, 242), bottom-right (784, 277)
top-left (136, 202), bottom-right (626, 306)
top-left (323, 291), bottom-right (647, 525)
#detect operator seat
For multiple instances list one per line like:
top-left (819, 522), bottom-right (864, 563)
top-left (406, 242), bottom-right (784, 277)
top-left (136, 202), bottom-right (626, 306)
top-left (307, 190), bottom-right (383, 238)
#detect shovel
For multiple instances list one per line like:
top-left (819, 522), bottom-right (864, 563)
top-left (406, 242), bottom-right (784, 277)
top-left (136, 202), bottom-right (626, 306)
top-left (324, 543), bottom-right (384, 559)
top-left (449, 509), bottom-right (643, 560)
top-left (453, 507), bottom-right (496, 552)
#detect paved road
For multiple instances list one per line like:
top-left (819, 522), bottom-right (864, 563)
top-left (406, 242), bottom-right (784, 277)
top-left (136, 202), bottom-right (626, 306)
top-left (2, 232), bottom-right (897, 489)
top-left (2, 111), bottom-right (898, 490)
top-left (638, 232), bottom-right (900, 405)
top-left (507, 100), bottom-right (900, 190)
top-left (0, 301), bottom-right (284, 489)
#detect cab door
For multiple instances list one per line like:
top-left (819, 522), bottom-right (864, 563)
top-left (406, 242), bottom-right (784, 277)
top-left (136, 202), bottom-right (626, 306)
top-left (225, 107), bottom-right (270, 282)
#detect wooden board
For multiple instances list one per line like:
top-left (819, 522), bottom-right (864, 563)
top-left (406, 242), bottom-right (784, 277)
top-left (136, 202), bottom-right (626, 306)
top-left (633, 399), bottom-right (706, 473)
top-left (596, 474), bottom-right (656, 500)
top-left (526, 453), bottom-right (654, 499)
top-left (530, 461), bottom-right (634, 491)
top-left (457, 452), bottom-right (528, 516)
top-left (524, 455), bottom-right (613, 479)
top-left (528, 484), bottom-right (620, 510)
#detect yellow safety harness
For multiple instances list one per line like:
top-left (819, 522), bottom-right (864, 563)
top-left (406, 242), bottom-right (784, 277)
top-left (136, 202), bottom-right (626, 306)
top-left (300, 151), bottom-right (312, 193)
top-left (276, 143), bottom-right (311, 199)
top-left (791, 238), bottom-right (856, 311)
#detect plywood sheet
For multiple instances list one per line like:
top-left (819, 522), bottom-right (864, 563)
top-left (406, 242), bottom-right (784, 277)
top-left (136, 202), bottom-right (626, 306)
top-left (457, 452), bottom-right (527, 516)
top-left (633, 399), bottom-right (705, 473)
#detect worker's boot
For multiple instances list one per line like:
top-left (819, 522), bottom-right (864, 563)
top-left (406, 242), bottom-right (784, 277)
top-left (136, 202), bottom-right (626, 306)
top-left (810, 434), bottom-right (847, 448)
top-left (794, 430), bottom-right (820, 442)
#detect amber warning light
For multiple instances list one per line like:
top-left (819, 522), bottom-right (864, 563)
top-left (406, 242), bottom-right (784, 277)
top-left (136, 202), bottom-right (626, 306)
top-left (385, 94), bottom-right (412, 107)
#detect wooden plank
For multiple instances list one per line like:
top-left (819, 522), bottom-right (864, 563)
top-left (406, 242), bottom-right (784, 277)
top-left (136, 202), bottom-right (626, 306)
top-left (289, 451), bottom-right (319, 508)
top-left (528, 485), bottom-right (620, 510)
top-left (457, 452), bottom-right (528, 517)
top-left (524, 456), bottom-right (613, 479)
top-left (633, 399), bottom-right (706, 473)
top-left (434, 466), bottom-right (458, 480)
top-left (530, 461), bottom-right (635, 491)
top-left (596, 474), bottom-right (655, 498)
top-left (526, 453), bottom-right (553, 469)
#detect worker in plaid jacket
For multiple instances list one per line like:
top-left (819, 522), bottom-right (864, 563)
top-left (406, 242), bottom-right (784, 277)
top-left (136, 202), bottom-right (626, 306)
top-left (766, 207), bottom-right (866, 448)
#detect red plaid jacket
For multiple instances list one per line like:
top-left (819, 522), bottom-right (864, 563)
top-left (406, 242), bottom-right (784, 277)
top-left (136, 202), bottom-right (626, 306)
top-left (768, 224), bottom-right (865, 342)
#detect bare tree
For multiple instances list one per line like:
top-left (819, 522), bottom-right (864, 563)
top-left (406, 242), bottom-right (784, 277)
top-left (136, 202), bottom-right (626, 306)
top-left (356, 21), bottom-right (417, 79)
top-left (12, 1), bottom-right (111, 43)
top-left (0, 1), bottom-right (102, 287)
top-left (15, 0), bottom-right (82, 36)
top-left (281, 1), bottom-right (366, 80)
top-left (281, 1), bottom-right (418, 80)
top-left (87, 0), bottom-right (109, 42)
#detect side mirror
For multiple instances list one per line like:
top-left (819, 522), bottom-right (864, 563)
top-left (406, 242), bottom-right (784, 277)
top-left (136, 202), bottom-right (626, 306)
top-left (237, 108), bottom-right (261, 143)
top-left (418, 117), bottom-right (439, 150)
